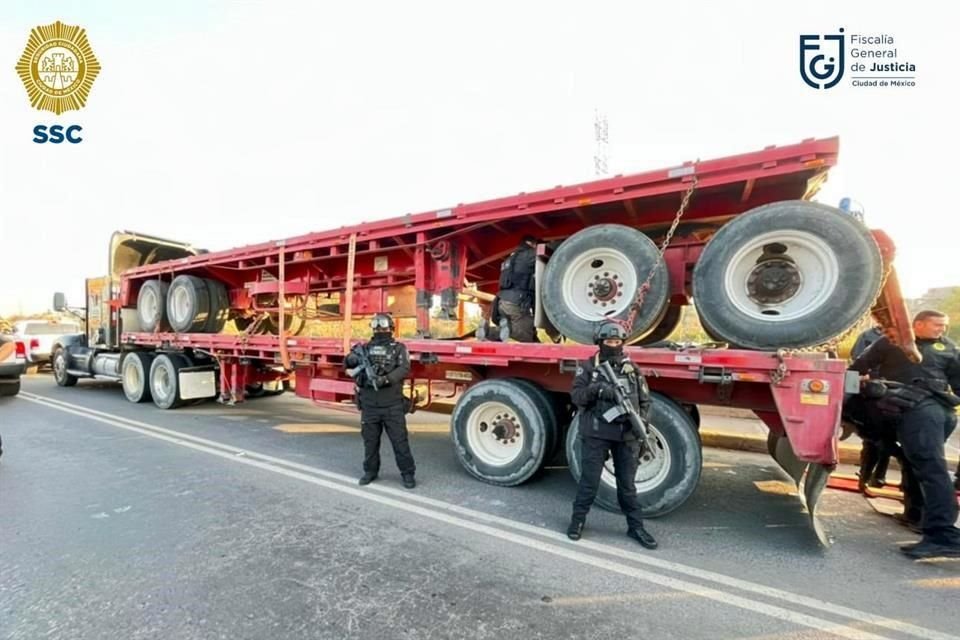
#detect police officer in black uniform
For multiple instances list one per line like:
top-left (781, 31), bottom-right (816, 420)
top-left (850, 310), bottom-right (960, 558)
top-left (850, 324), bottom-right (895, 489)
top-left (345, 313), bottom-right (417, 489)
top-left (496, 235), bottom-right (538, 342)
top-left (567, 321), bottom-right (657, 549)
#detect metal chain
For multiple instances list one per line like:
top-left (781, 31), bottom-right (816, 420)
top-left (623, 172), bottom-right (699, 332)
top-left (770, 348), bottom-right (792, 385)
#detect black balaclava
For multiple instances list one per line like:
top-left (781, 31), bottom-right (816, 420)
top-left (371, 330), bottom-right (393, 344)
top-left (599, 342), bottom-right (623, 362)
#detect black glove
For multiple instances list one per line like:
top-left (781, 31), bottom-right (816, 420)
top-left (374, 375), bottom-right (390, 388)
top-left (591, 382), bottom-right (615, 401)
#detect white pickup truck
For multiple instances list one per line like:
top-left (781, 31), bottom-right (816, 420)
top-left (14, 319), bottom-right (82, 367)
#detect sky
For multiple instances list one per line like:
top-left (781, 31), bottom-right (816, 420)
top-left (0, 0), bottom-right (957, 315)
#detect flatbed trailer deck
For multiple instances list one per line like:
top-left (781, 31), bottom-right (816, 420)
top-left (52, 136), bottom-right (916, 544)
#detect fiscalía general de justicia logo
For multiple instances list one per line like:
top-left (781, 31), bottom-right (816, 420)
top-left (800, 28), bottom-right (916, 90)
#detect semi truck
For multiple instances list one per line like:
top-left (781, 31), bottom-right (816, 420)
top-left (48, 137), bottom-right (916, 542)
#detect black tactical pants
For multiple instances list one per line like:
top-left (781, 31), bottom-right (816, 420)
top-left (896, 400), bottom-right (959, 541)
top-left (859, 438), bottom-right (894, 484)
top-left (361, 403), bottom-right (416, 476)
top-left (572, 435), bottom-right (644, 529)
top-left (498, 299), bottom-right (537, 343)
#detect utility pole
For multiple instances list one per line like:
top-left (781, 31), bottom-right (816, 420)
top-left (593, 109), bottom-right (608, 176)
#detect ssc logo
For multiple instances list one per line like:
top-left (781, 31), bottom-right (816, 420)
top-left (15, 21), bottom-right (101, 114)
top-left (800, 29), bottom-right (845, 90)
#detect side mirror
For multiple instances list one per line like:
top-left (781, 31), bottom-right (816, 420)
top-left (53, 292), bottom-right (67, 311)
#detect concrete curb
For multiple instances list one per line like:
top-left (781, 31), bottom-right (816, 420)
top-left (699, 430), bottom-right (960, 467)
top-left (700, 430), bottom-right (861, 466)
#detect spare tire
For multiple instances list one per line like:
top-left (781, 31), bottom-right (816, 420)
top-left (137, 280), bottom-right (170, 333)
top-left (636, 304), bottom-right (683, 346)
top-left (204, 279), bottom-right (230, 333)
top-left (693, 201), bottom-right (882, 349)
top-left (542, 225), bottom-right (669, 344)
top-left (263, 313), bottom-right (306, 336)
top-left (167, 275), bottom-right (210, 334)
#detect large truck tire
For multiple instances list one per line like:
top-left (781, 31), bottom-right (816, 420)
top-left (542, 225), bottom-right (669, 344)
top-left (203, 279), bottom-right (230, 333)
top-left (122, 352), bottom-right (154, 403)
top-left (167, 276), bottom-right (211, 334)
top-left (451, 379), bottom-right (552, 486)
top-left (695, 307), bottom-right (727, 343)
top-left (52, 347), bottom-right (78, 387)
top-left (149, 353), bottom-right (187, 410)
top-left (508, 378), bottom-right (563, 463)
top-left (137, 280), bottom-right (170, 333)
top-left (263, 313), bottom-right (306, 336)
top-left (636, 304), bottom-right (683, 346)
top-left (0, 380), bottom-right (21, 397)
top-left (566, 391), bottom-right (701, 518)
top-left (693, 201), bottom-right (883, 350)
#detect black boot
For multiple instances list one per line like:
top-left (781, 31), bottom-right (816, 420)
top-left (566, 519), bottom-right (584, 541)
top-left (901, 539), bottom-right (960, 559)
top-left (627, 525), bottom-right (658, 550)
top-left (498, 318), bottom-right (510, 342)
top-left (358, 471), bottom-right (378, 486)
top-left (402, 474), bottom-right (416, 489)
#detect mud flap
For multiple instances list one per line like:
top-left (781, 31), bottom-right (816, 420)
top-left (802, 463), bottom-right (831, 547)
top-left (767, 432), bottom-right (832, 546)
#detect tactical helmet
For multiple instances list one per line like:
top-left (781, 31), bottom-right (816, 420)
top-left (593, 321), bottom-right (627, 344)
top-left (370, 313), bottom-right (395, 332)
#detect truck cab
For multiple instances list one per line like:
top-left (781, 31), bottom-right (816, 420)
top-left (51, 231), bottom-right (203, 386)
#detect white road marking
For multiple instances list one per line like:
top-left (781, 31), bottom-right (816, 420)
top-left (19, 391), bottom-right (960, 640)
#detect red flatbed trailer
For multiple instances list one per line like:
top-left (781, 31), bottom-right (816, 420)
top-left (53, 137), bottom-right (915, 543)
top-left (118, 137), bottom-right (842, 342)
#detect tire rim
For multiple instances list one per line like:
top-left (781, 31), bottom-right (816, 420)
top-left (560, 247), bottom-right (638, 321)
top-left (599, 424), bottom-right (672, 494)
top-left (170, 287), bottom-right (190, 326)
top-left (124, 360), bottom-right (141, 396)
top-left (54, 353), bottom-right (66, 381)
top-left (140, 288), bottom-right (159, 324)
top-left (722, 230), bottom-right (839, 322)
top-left (465, 401), bottom-right (525, 466)
top-left (152, 362), bottom-right (172, 402)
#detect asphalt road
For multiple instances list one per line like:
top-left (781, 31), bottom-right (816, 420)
top-left (2, 375), bottom-right (959, 640)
